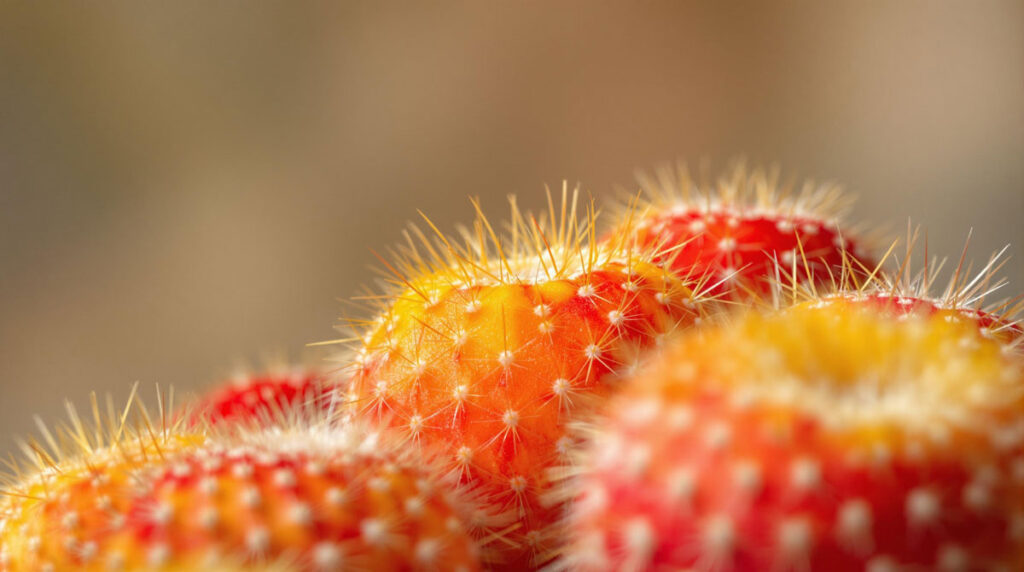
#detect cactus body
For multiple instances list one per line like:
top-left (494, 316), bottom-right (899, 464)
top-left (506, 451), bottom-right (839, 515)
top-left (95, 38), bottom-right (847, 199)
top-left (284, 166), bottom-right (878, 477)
top-left (798, 238), bottom-right (1023, 352)
top-left (607, 164), bottom-right (872, 301)
top-left (824, 293), bottom-right (1022, 350)
top-left (190, 370), bottom-right (342, 427)
top-left (347, 190), bottom-right (707, 562)
top-left (564, 300), bottom-right (1024, 571)
top-left (0, 401), bottom-right (499, 570)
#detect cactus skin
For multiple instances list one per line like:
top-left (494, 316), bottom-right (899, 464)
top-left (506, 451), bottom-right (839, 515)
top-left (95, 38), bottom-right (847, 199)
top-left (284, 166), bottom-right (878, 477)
top-left (0, 392), bottom-right (206, 571)
top-left (121, 437), bottom-right (489, 571)
top-left (607, 163), bottom-right (872, 301)
top-left (0, 399), bottom-right (500, 570)
top-left (792, 235), bottom-right (1023, 352)
top-left (190, 370), bottom-right (343, 427)
top-left (347, 190), bottom-right (706, 563)
top-left (823, 293), bottom-right (1023, 350)
top-left (0, 437), bottom-right (199, 571)
top-left (853, 237), bottom-right (1022, 350)
top-left (562, 299), bottom-right (1024, 571)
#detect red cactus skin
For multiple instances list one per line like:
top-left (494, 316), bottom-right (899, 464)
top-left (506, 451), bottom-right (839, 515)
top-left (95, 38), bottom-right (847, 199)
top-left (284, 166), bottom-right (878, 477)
top-left (117, 433), bottom-right (493, 571)
top-left (346, 189), bottom-right (709, 564)
top-left (562, 299), bottom-right (1024, 571)
top-left (190, 370), bottom-right (343, 427)
top-left (606, 164), bottom-right (873, 301)
top-left (0, 399), bottom-right (503, 570)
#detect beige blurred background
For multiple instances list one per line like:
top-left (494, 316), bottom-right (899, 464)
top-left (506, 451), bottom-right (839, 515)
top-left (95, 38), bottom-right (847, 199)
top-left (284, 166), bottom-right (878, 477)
top-left (0, 2), bottom-right (1022, 454)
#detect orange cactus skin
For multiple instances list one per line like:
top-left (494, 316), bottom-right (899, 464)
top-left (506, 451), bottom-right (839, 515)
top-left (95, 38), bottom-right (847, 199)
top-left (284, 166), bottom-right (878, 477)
top-left (0, 433), bottom-right (206, 571)
top-left (351, 257), bottom-right (700, 563)
top-left (0, 416), bottom-right (497, 570)
top-left (564, 300), bottom-right (1024, 571)
top-left (189, 370), bottom-right (343, 427)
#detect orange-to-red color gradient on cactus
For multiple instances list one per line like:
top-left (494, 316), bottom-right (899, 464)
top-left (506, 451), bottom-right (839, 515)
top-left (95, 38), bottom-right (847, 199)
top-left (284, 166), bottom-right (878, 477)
top-left (565, 299), bottom-right (1024, 571)
top-left (347, 189), bottom-right (708, 564)
top-left (0, 396), bottom-right (501, 571)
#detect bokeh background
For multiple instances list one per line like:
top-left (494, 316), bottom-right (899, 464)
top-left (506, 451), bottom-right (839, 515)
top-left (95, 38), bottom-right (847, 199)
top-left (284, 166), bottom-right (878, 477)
top-left (1, 2), bottom-right (1022, 454)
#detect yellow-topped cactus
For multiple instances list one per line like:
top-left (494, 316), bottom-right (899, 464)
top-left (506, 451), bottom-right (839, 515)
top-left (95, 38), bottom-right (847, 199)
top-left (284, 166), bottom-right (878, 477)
top-left (563, 299), bottom-right (1024, 571)
top-left (346, 187), bottom-right (713, 564)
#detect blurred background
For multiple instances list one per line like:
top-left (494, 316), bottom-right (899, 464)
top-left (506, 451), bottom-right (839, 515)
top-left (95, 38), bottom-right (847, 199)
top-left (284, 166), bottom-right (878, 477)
top-left (0, 2), bottom-right (1021, 453)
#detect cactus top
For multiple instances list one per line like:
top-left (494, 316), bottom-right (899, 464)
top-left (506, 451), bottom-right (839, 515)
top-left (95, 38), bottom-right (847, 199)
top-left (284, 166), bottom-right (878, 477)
top-left (565, 299), bottom-right (1024, 571)
top-left (780, 233), bottom-right (1023, 353)
top-left (0, 395), bottom-right (503, 571)
top-left (606, 162), bottom-right (872, 301)
top-left (188, 369), bottom-right (343, 428)
top-left (346, 188), bottom-right (709, 565)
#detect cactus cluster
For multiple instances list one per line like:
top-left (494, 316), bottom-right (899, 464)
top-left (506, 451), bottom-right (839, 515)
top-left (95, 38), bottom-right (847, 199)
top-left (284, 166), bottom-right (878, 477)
top-left (2, 162), bottom-right (1021, 571)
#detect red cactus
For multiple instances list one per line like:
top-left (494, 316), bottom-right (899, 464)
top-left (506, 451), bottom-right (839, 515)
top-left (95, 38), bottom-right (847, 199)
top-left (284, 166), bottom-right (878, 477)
top-left (189, 369), bottom-right (344, 427)
top-left (606, 163), bottom-right (873, 301)
top-left (562, 299), bottom-right (1024, 571)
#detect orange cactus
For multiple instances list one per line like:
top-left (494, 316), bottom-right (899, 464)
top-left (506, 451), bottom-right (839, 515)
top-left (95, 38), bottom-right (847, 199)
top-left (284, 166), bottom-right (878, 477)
top-left (0, 389), bottom-right (204, 571)
top-left (606, 162), bottom-right (873, 301)
top-left (562, 299), bottom-right (1024, 571)
top-left (0, 392), bottom-right (505, 570)
top-left (345, 187), bottom-right (710, 563)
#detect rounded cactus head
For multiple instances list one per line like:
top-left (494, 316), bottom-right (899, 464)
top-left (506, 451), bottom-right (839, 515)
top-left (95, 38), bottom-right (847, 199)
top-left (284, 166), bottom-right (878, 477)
top-left (563, 298), bottom-right (1024, 571)
top-left (188, 368), bottom-right (345, 428)
top-left (345, 187), bottom-right (712, 564)
top-left (780, 230), bottom-right (1023, 352)
top-left (0, 387), bottom-right (205, 570)
top-left (605, 162), bottom-right (874, 302)
top-left (0, 390), bottom-right (508, 570)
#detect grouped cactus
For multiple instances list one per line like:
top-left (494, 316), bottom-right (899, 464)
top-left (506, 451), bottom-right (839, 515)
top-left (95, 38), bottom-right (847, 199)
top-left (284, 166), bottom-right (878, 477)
top-left (2, 163), bottom-right (1021, 571)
